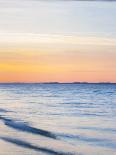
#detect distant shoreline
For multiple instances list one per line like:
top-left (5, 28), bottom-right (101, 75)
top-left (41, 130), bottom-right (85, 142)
top-left (0, 82), bottom-right (116, 84)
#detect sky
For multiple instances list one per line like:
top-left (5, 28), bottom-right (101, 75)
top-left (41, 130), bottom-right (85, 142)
top-left (0, 0), bottom-right (116, 82)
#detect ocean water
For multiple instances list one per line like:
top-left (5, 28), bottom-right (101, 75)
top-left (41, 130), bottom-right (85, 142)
top-left (0, 83), bottom-right (116, 155)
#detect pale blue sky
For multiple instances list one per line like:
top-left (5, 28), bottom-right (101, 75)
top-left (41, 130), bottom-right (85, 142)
top-left (0, 0), bottom-right (116, 37)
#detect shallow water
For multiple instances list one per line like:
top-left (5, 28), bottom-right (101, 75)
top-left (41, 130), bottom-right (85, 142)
top-left (0, 83), bottom-right (116, 155)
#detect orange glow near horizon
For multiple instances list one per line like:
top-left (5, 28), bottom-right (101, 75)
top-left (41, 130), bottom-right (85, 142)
top-left (0, 35), bottom-right (116, 83)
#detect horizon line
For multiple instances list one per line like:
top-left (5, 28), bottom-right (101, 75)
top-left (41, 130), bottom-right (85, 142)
top-left (0, 82), bottom-right (116, 84)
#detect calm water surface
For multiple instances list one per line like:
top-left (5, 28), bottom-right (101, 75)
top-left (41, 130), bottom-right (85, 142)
top-left (0, 83), bottom-right (116, 155)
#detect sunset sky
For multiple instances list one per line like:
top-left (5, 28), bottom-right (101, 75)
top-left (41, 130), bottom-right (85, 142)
top-left (0, 0), bottom-right (116, 82)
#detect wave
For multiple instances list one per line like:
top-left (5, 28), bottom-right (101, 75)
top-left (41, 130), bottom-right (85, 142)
top-left (79, 126), bottom-right (116, 133)
top-left (0, 116), bottom-right (57, 139)
top-left (59, 133), bottom-right (116, 150)
top-left (0, 136), bottom-right (70, 155)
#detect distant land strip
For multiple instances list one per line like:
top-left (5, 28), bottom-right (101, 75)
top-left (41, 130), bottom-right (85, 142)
top-left (0, 82), bottom-right (116, 84)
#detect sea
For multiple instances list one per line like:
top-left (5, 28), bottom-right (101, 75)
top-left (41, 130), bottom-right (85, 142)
top-left (0, 83), bottom-right (116, 155)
